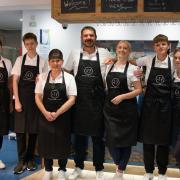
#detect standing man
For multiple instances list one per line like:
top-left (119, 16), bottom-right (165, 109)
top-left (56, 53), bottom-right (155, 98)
top-left (64, 26), bottom-right (112, 180)
top-left (12, 33), bottom-right (48, 174)
top-left (0, 40), bottom-right (12, 169)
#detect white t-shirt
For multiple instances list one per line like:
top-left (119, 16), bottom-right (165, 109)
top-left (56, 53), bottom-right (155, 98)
top-left (35, 71), bottom-right (77, 97)
top-left (0, 56), bottom-right (12, 77)
top-left (136, 55), bottom-right (174, 85)
top-left (105, 63), bottom-right (140, 91)
top-left (173, 70), bottom-right (180, 83)
top-left (11, 54), bottom-right (48, 76)
top-left (63, 47), bottom-right (113, 79)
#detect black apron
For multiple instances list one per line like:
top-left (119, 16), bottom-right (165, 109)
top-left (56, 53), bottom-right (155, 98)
top-left (104, 62), bottom-right (139, 147)
top-left (38, 70), bottom-right (71, 159)
top-left (14, 54), bottom-right (40, 133)
top-left (172, 79), bottom-right (180, 145)
top-left (73, 52), bottom-right (105, 137)
top-left (139, 56), bottom-right (172, 145)
top-left (0, 60), bottom-right (10, 135)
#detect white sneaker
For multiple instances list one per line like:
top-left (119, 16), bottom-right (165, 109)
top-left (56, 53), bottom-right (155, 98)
top-left (143, 173), bottom-right (153, 180)
top-left (113, 171), bottom-right (123, 180)
top-left (42, 171), bottom-right (53, 180)
top-left (0, 160), bottom-right (6, 169)
top-left (68, 167), bottom-right (82, 180)
top-left (58, 170), bottom-right (66, 180)
top-left (158, 174), bottom-right (167, 180)
top-left (96, 171), bottom-right (105, 180)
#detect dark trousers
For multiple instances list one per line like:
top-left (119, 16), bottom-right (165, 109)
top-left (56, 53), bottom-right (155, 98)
top-left (0, 135), bottom-right (3, 149)
top-left (174, 140), bottom-right (180, 163)
top-left (44, 158), bottom-right (67, 172)
top-left (16, 133), bottom-right (37, 162)
top-left (143, 144), bottom-right (169, 175)
top-left (74, 134), bottom-right (105, 171)
top-left (108, 146), bottom-right (131, 171)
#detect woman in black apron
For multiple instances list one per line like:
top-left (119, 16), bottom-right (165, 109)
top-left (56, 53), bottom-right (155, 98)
top-left (35, 49), bottom-right (76, 180)
top-left (0, 40), bottom-right (12, 169)
top-left (104, 41), bottom-right (142, 180)
top-left (172, 48), bottom-right (180, 166)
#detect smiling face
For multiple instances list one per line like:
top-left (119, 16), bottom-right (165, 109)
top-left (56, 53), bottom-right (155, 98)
top-left (173, 50), bottom-right (180, 70)
top-left (49, 58), bottom-right (63, 71)
top-left (154, 41), bottom-right (169, 57)
top-left (116, 41), bottom-right (131, 60)
top-left (81, 29), bottom-right (96, 48)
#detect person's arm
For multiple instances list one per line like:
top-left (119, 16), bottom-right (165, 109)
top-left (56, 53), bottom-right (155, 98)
top-left (35, 93), bottom-right (54, 121)
top-left (111, 81), bottom-right (142, 105)
top-left (13, 75), bottom-right (22, 112)
top-left (63, 50), bottom-right (74, 74)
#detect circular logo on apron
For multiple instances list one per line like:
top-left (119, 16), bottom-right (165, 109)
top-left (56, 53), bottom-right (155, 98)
top-left (155, 75), bottom-right (165, 85)
top-left (50, 89), bottom-right (60, 99)
top-left (175, 88), bottom-right (180, 97)
top-left (84, 67), bottom-right (93, 76)
top-left (0, 72), bottom-right (4, 81)
top-left (24, 71), bottom-right (34, 80)
top-left (111, 78), bottom-right (120, 88)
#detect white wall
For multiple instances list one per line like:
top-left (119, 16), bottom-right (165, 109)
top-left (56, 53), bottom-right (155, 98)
top-left (22, 10), bottom-right (180, 61)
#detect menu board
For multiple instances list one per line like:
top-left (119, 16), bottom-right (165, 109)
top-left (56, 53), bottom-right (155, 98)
top-left (144, 0), bottom-right (180, 12)
top-left (101, 0), bottom-right (137, 12)
top-left (61, 0), bottom-right (95, 13)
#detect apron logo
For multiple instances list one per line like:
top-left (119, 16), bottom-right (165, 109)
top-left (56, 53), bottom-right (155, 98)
top-left (50, 89), bottom-right (60, 99)
top-left (84, 67), bottom-right (93, 76)
top-left (111, 78), bottom-right (120, 88)
top-left (155, 75), bottom-right (165, 85)
top-left (0, 73), bottom-right (3, 81)
top-left (24, 71), bottom-right (34, 80)
top-left (175, 88), bottom-right (180, 96)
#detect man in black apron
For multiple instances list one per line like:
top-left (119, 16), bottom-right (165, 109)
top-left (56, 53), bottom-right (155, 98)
top-left (0, 40), bottom-right (12, 169)
top-left (12, 33), bottom-right (47, 174)
top-left (64, 26), bottom-right (112, 180)
top-left (136, 35), bottom-right (172, 180)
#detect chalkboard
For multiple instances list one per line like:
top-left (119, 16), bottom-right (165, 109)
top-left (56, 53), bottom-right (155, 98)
top-left (101, 0), bottom-right (137, 12)
top-left (144, 0), bottom-right (180, 12)
top-left (61, 0), bottom-right (95, 13)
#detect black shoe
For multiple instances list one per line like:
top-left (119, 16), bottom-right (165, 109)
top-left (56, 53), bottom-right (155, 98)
top-left (26, 160), bottom-right (37, 171)
top-left (13, 161), bottom-right (26, 174)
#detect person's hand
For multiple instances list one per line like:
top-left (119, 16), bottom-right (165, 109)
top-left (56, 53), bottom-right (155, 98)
top-left (44, 111), bottom-right (54, 122)
top-left (104, 58), bottom-right (115, 65)
top-left (15, 100), bottom-right (22, 112)
top-left (111, 95), bottom-right (124, 105)
top-left (50, 112), bottom-right (59, 120)
top-left (134, 67), bottom-right (142, 78)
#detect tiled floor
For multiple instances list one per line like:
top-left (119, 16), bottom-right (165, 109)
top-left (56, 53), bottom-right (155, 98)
top-left (23, 167), bottom-right (180, 180)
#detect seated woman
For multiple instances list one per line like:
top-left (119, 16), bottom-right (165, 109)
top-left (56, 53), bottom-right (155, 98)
top-left (35, 49), bottom-right (77, 180)
top-left (104, 41), bottom-right (142, 180)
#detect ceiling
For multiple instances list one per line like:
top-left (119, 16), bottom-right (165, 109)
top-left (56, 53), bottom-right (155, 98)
top-left (0, 0), bottom-right (51, 30)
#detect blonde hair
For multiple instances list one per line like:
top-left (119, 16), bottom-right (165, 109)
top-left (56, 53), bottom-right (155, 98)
top-left (116, 40), bottom-right (132, 52)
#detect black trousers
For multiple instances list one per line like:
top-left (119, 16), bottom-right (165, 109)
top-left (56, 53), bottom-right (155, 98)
top-left (16, 133), bottom-right (37, 162)
top-left (44, 158), bottom-right (67, 172)
top-left (0, 135), bottom-right (3, 149)
top-left (108, 146), bottom-right (132, 171)
top-left (143, 144), bottom-right (169, 175)
top-left (74, 134), bottom-right (105, 171)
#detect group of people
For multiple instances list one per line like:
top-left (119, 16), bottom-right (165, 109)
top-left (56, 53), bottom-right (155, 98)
top-left (0, 26), bottom-right (179, 180)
